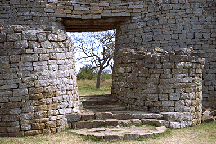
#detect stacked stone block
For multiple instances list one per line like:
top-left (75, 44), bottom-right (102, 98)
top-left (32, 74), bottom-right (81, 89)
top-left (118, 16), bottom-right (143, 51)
top-left (0, 25), bottom-right (78, 137)
top-left (0, 0), bottom-right (215, 137)
top-left (114, 0), bottom-right (216, 110)
top-left (0, 0), bottom-right (214, 110)
top-left (112, 47), bottom-right (204, 125)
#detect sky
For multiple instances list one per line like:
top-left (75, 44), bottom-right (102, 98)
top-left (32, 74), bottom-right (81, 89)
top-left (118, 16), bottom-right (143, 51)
top-left (66, 32), bottom-right (85, 72)
top-left (66, 30), bottom-right (115, 73)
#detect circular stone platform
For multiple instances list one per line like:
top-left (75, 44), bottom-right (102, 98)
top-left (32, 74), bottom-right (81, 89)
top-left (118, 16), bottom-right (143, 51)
top-left (70, 125), bottom-right (166, 141)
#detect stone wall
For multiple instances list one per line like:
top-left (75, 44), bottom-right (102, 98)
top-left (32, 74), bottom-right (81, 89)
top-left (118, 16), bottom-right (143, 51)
top-left (113, 0), bottom-right (216, 110)
top-left (112, 47), bottom-right (204, 125)
top-left (0, 0), bottom-right (215, 137)
top-left (0, 24), bottom-right (78, 136)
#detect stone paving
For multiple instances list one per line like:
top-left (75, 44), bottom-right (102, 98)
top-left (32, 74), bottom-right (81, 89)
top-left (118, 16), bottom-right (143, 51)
top-left (71, 125), bottom-right (167, 141)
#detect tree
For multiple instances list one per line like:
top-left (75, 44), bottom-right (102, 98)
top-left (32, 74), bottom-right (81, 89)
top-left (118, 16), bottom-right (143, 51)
top-left (74, 30), bottom-right (115, 88)
top-left (77, 65), bottom-right (96, 80)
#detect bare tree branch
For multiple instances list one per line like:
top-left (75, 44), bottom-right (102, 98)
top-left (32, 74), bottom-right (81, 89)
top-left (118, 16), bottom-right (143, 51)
top-left (73, 30), bottom-right (115, 88)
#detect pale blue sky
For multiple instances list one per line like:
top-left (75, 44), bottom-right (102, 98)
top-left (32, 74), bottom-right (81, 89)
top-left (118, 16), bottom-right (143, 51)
top-left (66, 30), bottom-right (114, 73)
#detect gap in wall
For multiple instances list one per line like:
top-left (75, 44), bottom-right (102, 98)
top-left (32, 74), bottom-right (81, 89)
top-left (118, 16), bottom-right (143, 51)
top-left (67, 30), bottom-right (115, 96)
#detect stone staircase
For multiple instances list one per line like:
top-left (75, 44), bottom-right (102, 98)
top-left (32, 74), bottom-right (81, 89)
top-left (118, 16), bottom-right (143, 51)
top-left (66, 94), bottom-right (186, 141)
top-left (79, 94), bottom-right (126, 112)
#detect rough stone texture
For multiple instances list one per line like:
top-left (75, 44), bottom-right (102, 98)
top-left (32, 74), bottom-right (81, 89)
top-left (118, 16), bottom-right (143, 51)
top-left (71, 125), bottom-right (166, 141)
top-left (112, 47), bottom-right (204, 125)
top-left (201, 110), bottom-right (215, 123)
top-left (0, 3), bottom-right (78, 136)
top-left (0, 0), bottom-right (215, 137)
top-left (66, 114), bottom-right (81, 122)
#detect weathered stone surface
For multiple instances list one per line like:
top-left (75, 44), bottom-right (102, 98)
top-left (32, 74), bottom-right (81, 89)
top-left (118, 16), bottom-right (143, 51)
top-left (71, 125), bottom-right (166, 141)
top-left (2, 115), bottom-right (19, 122)
top-left (169, 122), bottom-right (181, 129)
top-left (141, 119), bottom-right (161, 126)
top-left (105, 119), bottom-right (119, 127)
top-left (91, 133), bottom-right (104, 139)
top-left (8, 132), bottom-right (24, 137)
top-left (113, 113), bottom-right (133, 120)
top-left (124, 133), bottom-right (139, 140)
top-left (96, 112), bottom-right (113, 120)
top-left (24, 130), bottom-right (42, 136)
top-left (139, 133), bottom-right (153, 138)
top-left (46, 121), bottom-right (56, 128)
top-left (133, 112), bottom-right (162, 119)
top-left (21, 124), bottom-right (31, 131)
top-left (0, 0), bottom-right (215, 137)
top-left (57, 118), bottom-right (67, 126)
top-left (7, 126), bottom-right (20, 133)
top-left (104, 134), bottom-right (120, 141)
top-left (31, 123), bottom-right (45, 130)
top-left (81, 113), bottom-right (95, 121)
top-left (161, 112), bottom-right (180, 122)
top-left (118, 120), bottom-right (131, 125)
top-left (93, 120), bottom-right (105, 128)
top-left (130, 119), bottom-right (142, 124)
top-left (201, 111), bottom-right (215, 123)
top-left (76, 121), bottom-right (93, 129)
top-left (66, 114), bottom-right (81, 122)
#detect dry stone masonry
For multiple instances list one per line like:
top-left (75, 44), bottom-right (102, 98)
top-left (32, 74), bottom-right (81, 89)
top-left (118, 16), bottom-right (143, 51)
top-left (112, 47), bottom-right (204, 126)
top-left (0, 0), bottom-right (215, 137)
top-left (0, 25), bottom-right (78, 137)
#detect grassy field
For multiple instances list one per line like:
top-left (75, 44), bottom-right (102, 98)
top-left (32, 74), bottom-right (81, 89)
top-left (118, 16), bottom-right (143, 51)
top-left (77, 74), bottom-right (112, 96)
top-left (1, 121), bottom-right (216, 144)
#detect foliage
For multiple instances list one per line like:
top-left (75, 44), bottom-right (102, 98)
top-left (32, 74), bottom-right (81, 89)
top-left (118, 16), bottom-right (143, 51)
top-left (77, 64), bottom-right (112, 81)
top-left (146, 121), bottom-right (162, 127)
top-left (74, 30), bottom-right (115, 88)
top-left (77, 65), bottom-right (96, 80)
top-left (101, 74), bottom-right (112, 81)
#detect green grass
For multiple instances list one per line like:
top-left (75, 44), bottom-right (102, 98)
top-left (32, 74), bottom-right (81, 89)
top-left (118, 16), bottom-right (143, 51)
top-left (131, 121), bottom-right (216, 144)
top-left (146, 121), bottom-right (162, 127)
top-left (0, 122), bottom-right (216, 143)
top-left (82, 135), bottom-right (103, 142)
top-left (77, 78), bottom-right (112, 96)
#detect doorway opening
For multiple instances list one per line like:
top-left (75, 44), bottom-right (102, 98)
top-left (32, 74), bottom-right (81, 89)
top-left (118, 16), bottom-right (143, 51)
top-left (67, 30), bottom-right (115, 96)
top-left (62, 17), bottom-right (122, 96)
top-left (62, 17), bottom-right (131, 112)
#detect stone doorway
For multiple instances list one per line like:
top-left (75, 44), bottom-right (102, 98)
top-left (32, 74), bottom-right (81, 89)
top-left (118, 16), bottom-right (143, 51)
top-left (61, 17), bottom-right (130, 101)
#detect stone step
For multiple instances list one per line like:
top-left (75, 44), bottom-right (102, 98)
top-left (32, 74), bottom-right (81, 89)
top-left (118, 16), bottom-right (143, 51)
top-left (66, 111), bottom-right (184, 130)
top-left (70, 119), bottom-right (119, 129)
top-left (80, 96), bottom-right (117, 101)
top-left (71, 94), bottom-right (182, 139)
top-left (71, 118), bottom-right (157, 129)
top-left (70, 118), bottom-right (170, 130)
top-left (66, 111), bottom-right (163, 122)
top-left (81, 99), bottom-right (118, 106)
top-left (160, 112), bottom-right (192, 122)
top-left (70, 125), bottom-right (167, 141)
top-left (141, 119), bottom-right (169, 127)
top-left (79, 94), bottom-right (114, 100)
top-left (82, 105), bottom-right (127, 112)
top-left (114, 111), bottom-right (162, 119)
